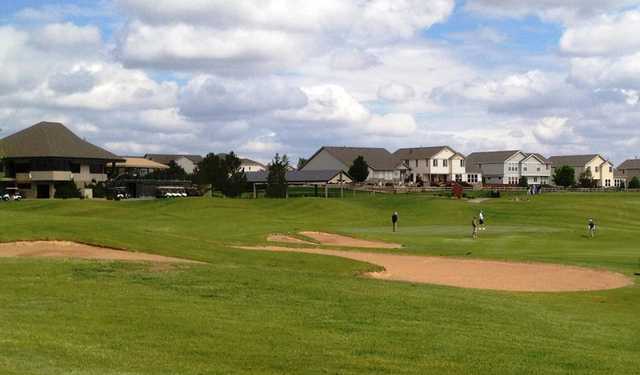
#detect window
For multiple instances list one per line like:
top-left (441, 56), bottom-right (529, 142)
top-left (605, 179), bottom-right (611, 187)
top-left (595, 166), bottom-right (599, 173)
top-left (443, 159), bottom-right (448, 167)
top-left (460, 159), bottom-right (465, 167)
top-left (455, 174), bottom-right (462, 182)
top-left (433, 159), bottom-right (438, 167)
top-left (537, 167), bottom-right (541, 172)
top-left (70, 162), bottom-right (81, 173)
top-left (415, 160), bottom-right (419, 167)
top-left (534, 177), bottom-right (538, 183)
top-left (90, 164), bottom-right (105, 174)
top-left (609, 166), bottom-right (613, 173)
top-left (523, 166), bottom-right (528, 171)
top-left (467, 174), bottom-right (478, 183)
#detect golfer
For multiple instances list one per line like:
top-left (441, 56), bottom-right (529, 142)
top-left (479, 210), bottom-right (486, 231)
top-left (392, 211), bottom-right (399, 232)
top-left (588, 218), bottom-right (597, 238)
top-left (472, 216), bottom-right (479, 239)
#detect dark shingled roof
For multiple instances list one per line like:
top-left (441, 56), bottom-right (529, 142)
top-left (0, 121), bottom-right (121, 160)
top-left (245, 170), bottom-right (350, 184)
top-left (548, 154), bottom-right (606, 167)
top-left (466, 150), bottom-right (522, 164)
top-left (393, 146), bottom-right (463, 160)
top-left (145, 154), bottom-right (203, 165)
top-left (311, 146), bottom-right (404, 171)
top-left (618, 159), bottom-right (640, 170)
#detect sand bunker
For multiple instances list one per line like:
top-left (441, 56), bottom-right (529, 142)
top-left (267, 234), bottom-right (317, 245)
top-left (299, 231), bottom-right (402, 249)
top-left (0, 241), bottom-right (201, 264)
top-left (237, 246), bottom-right (633, 292)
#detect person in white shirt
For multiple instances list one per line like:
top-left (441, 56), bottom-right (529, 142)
top-left (479, 210), bottom-right (486, 231)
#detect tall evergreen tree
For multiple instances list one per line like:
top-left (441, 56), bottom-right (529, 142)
top-left (266, 153), bottom-right (289, 198)
top-left (194, 152), bottom-right (246, 197)
top-left (348, 156), bottom-right (369, 183)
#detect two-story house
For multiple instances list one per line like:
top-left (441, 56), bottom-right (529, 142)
top-left (301, 146), bottom-right (408, 183)
top-left (393, 146), bottom-right (473, 185)
top-left (548, 154), bottom-right (614, 188)
top-left (466, 150), bottom-right (552, 185)
top-left (0, 121), bottom-right (123, 198)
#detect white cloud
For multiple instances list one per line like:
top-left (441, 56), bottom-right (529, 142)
top-left (532, 117), bottom-right (579, 144)
top-left (464, 0), bottom-right (638, 24)
top-left (179, 76), bottom-right (307, 120)
top-left (568, 53), bottom-right (640, 90)
top-left (377, 82), bottom-right (416, 102)
top-left (560, 11), bottom-right (640, 56)
top-left (33, 22), bottom-right (102, 49)
top-left (365, 113), bottom-right (417, 137)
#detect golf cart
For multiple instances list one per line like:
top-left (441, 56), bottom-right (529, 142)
top-left (108, 186), bottom-right (130, 201)
top-left (2, 187), bottom-right (22, 201)
top-left (157, 186), bottom-right (188, 198)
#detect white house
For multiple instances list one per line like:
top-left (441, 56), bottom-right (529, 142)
top-left (393, 146), bottom-right (475, 185)
top-left (144, 154), bottom-right (203, 174)
top-left (239, 158), bottom-right (266, 173)
top-left (466, 150), bottom-right (552, 185)
top-left (548, 154), bottom-right (614, 188)
top-left (301, 146), bottom-right (407, 183)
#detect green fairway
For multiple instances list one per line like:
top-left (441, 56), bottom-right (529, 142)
top-left (0, 193), bottom-right (639, 374)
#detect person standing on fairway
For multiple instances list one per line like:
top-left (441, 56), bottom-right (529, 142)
top-left (472, 216), bottom-right (479, 239)
top-left (479, 210), bottom-right (486, 231)
top-left (588, 218), bottom-right (597, 238)
top-left (392, 211), bottom-right (399, 232)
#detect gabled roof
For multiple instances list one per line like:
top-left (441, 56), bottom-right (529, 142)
top-left (0, 121), bottom-right (121, 161)
top-left (245, 170), bottom-right (351, 184)
top-left (393, 146), bottom-right (463, 160)
top-left (548, 154), bottom-right (609, 167)
top-left (309, 146), bottom-right (404, 171)
top-left (618, 159), bottom-right (640, 170)
top-left (466, 150), bottom-right (522, 164)
top-left (522, 153), bottom-right (550, 164)
top-left (145, 154), bottom-right (203, 165)
top-left (216, 153), bottom-right (265, 168)
top-left (115, 157), bottom-right (169, 169)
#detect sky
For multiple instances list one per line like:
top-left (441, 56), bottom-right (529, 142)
top-left (1, 0), bottom-right (640, 164)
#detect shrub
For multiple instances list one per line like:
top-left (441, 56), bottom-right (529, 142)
top-left (54, 181), bottom-right (81, 199)
top-left (553, 165), bottom-right (575, 187)
top-left (348, 156), bottom-right (369, 183)
top-left (629, 176), bottom-right (640, 189)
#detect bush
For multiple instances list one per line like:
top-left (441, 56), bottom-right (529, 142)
top-left (54, 181), bottom-right (81, 199)
top-left (348, 156), bottom-right (369, 183)
top-left (87, 181), bottom-right (107, 198)
top-left (629, 176), bottom-right (640, 189)
top-left (553, 165), bottom-right (575, 187)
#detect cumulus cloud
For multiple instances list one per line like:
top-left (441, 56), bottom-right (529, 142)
top-left (179, 76), bottom-right (307, 120)
top-left (48, 69), bottom-right (96, 94)
top-left (32, 22), bottom-right (102, 49)
top-left (377, 82), bottom-right (416, 102)
top-left (532, 117), bottom-right (580, 144)
top-left (560, 11), bottom-right (640, 56)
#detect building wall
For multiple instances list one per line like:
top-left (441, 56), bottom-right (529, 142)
top-left (619, 168), bottom-right (640, 181)
top-left (175, 157), bottom-right (198, 174)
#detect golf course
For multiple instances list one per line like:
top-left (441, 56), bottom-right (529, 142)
top-left (1, 193), bottom-right (639, 374)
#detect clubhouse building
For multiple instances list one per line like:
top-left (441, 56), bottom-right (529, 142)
top-left (0, 122), bottom-right (123, 198)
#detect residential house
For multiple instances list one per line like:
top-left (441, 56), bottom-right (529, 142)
top-left (393, 146), bottom-right (470, 184)
top-left (0, 121), bottom-right (123, 198)
top-left (616, 159), bottom-right (640, 183)
top-left (216, 153), bottom-right (266, 173)
top-left (614, 169), bottom-right (627, 188)
top-left (548, 154), bottom-right (614, 188)
top-left (466, 150), bottom-right (552, 185)
top-left (144, 154), bottom-right (203, 174)
top-left (110, 157), bottom-right (169, 177)
top-left (301, 146), bottom-right (407, 183)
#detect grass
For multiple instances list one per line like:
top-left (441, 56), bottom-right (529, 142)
top-left (0, 193), bottom-right (639, 374)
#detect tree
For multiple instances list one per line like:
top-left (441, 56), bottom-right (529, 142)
top-left (54, 181), bottom-right (81, 199)
top-left (518, 177), bottom-right (529, 188)
top-left (194, 152), bottom-right (247, 197)
top-left (296, 158), bottom-right (308, 170)
top-left (266, 153), bottom-right (289, 198)
top-left (579, 168), bottom-right (597, 188)
top-left (629, 176), bottom-right (640, 189)
top-left (348, 156), bottom-right (369, 183)
top-left (147, 160), bottom-right (190, 181)
top-left (553, 165), bottom-right (575, 187)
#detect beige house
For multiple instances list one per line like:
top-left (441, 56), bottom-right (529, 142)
top-left (301, 146), bottom-right (407, 183)
top-left (466, 150), bottom-right (551, 185)
top-left (393, 146), bottom-right (471, 184)
top-left (0, 121), bottom-right (123, 198)
top-left (144, 154), bottom-right (203, 174)
top-left (548, 154), bottom-right (614, 188)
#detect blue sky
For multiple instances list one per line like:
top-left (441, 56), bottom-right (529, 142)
top-left (1, 0), bottom-right (639, 163)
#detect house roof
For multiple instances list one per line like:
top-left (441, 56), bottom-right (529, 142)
top-left (144, 154), bottom-right (203, 165)
top-left (245, 169), bottom-right (351, 184)
top-left (618, 159), bottom-right (640, 170)
top-left (548, 154), bottom-right (609, 167)
top-left (466, 150), bottom-right (522, 164)
top-left (393, 146), bottom-right (463, 160)
top-left (0, 121), bottom-right (122, 161)
top-left (115, 157), bottom-right (169, 170)
top-left (216, 153), bottom-right (265, 168)
top-left (310, 146), bottom-right (404, 171)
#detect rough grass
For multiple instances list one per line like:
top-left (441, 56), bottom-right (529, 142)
top-left (0, 193), bottom-right (638, 374)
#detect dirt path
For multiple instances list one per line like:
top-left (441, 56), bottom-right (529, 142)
top-left (299, 231), bottom-right (402, 249)
top-left (267, 234), bottom-right (317, 245)
top-left (237, 246), bottom-right (633, 292)
top-left (0, 241), bottom-right (202, 264)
